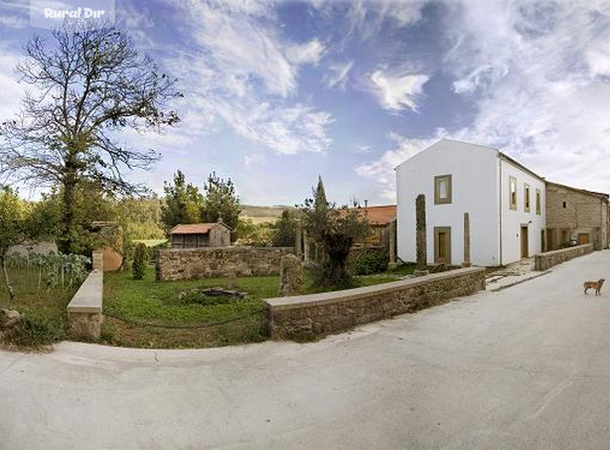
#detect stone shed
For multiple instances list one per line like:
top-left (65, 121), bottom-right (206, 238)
top-left (170, 220), bottom-right (231, 249)
top-left (546, 181), bottom-right (610, 251)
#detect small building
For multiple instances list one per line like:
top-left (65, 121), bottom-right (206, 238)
top-left (396, 139), bottom-right (546, 267)
top-left (170, 222), bottom-right (231, 249)
top-left (351, 205), bottom-right (396, 247)
top-left (545, 182), bottom-right (610, 251)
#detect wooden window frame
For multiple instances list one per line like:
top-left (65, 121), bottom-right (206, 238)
top-left (509, 176), bottom-right (517, 211)
top-left (524, 183), bottom-right (530, 212)
top-left (535, 189), bottom-right (541, 215)
top-left (434, 226), bottom-right (452, 264)
top-left (434, 174), bottom-right (452, 205)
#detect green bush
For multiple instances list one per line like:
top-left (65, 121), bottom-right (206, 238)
top-left (9, 315), bottom-right (66, 347)
top-left (353, 248), bottom-right (389, 275)
top-left (132, 243), bottom-right (148, 280)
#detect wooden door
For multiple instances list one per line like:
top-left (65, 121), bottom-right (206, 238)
top-left (578, 233), bottom-right (590, 245)
top-left (521, 226), bottom-right (529, 258)
top-left (434, 227), bottom-right (451, 264)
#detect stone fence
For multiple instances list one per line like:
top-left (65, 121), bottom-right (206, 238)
top-left (534, 243), bottom-right (594, 271)
top-left (67, 250), bottom-right (104, 340)
top-left (265, 267), bottom-right (486, 340)
top-left (156, 246), bottom-right (295, 281)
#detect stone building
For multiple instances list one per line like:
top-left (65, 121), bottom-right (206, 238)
top-left (545, 182), bottom-right (610, 251)
top-left (91, 221), bottom-right (124, 272)
top-left (351, 205), bottom-right (396, 247)
top-left (170, 221), bottom-right (231, 249)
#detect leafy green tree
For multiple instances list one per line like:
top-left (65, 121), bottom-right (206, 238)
top-left (272, 210), bottom-right (297, 247)
top-left (132, 243), bottom-right (147, 280)
top-left (201, 172), bottom-right (241, 237)
top-left (0, 188), bottom-right (30, 300)
top-left (301, 177), bottom-right (370, 289)
top-left (0, 22), bottom-right (181, 253)
top-left (161, 171), bottom-right (203, 234)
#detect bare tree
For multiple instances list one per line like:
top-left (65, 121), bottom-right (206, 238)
top-left (0, 22), bottom-right (181, 253)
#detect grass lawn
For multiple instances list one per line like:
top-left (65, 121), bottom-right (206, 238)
top-left (0, 268), bottom-right (78, 347)
top-left (102, 263), bottom-right (419, 349)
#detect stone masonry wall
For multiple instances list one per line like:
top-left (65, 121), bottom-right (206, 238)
top-left (546, 183), bottom-right (608, 250)
top-left (266, 267), bottom-right (486, 340)
top-left (534, 243), bottom-right (594, 271)
top-left (156, 246), bottom-right (294, 281)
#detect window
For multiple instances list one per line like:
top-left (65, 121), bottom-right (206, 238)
top-left (524, 183), bottom-right (530, 212)
top-left (509, 176), bottom-right (517, 210)
top-left (563, 201), bottom-right (567, 209)
top-left (536, 189), bottom-right (541, 215)
top-left (434, 175), bottom-right (452, 205)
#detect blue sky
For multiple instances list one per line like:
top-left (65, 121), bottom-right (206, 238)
top-left (1, 0), bottom-right (610, 205)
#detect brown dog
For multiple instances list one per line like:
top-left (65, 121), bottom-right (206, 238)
top-left (584, 279), bottom-right (605, 296)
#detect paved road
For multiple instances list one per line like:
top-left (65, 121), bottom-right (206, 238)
top-left (3, 251), bottom-right (610, 450)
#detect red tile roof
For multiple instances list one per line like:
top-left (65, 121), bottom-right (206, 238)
top-left (352, 205), bottom-right (397, 226)
top-left (170, 223), bottom-right (217, 235)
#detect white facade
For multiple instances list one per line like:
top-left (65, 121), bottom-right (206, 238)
top-left (396, 139), bottom-right (546, 267)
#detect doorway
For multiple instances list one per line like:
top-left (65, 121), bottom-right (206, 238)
top-left (578, 233), bottom-right (590, 245)
top-left (521, 225), bottom-right (529, 258)
top-left (434, 227), bottom-right (451, 264)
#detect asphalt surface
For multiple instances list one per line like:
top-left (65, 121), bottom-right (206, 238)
top-left (2, 251), bottom-right (610, 450)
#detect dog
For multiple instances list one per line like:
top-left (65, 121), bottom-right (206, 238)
top-left (584, 279), bottom-right (605, 296)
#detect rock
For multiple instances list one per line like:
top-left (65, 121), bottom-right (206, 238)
top-left (0, 308), bottom-right (23, 330)
top-left (227, 272), bottom-right (237, 290)
top-left (278, 254), bottom-right (306, 297)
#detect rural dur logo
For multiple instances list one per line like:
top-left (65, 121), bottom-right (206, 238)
top-left (30, 0), bottom-right (116, 30)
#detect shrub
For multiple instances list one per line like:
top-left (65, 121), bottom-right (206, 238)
top-left (353, 248), bottom-right (389, 275)
top-left (9, 315), bottom-right (66, 347)
top-left (132, 243), bottom-right (148, 280)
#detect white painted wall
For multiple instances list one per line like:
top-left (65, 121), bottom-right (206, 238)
top-left (498, 158), bottom-right (546, 264)
top-left (396, 140), bottom-right (500, 266)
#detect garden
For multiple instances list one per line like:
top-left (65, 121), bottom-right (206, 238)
top-left (0, 253), bottom-right (89, 347)
top-left (101, 260), bottom-right (416, 349)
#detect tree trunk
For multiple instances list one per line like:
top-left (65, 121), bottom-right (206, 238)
top-left (1, 256), bottom-right (15, 302)
top-left (59, 158), bottom-right (78, 254)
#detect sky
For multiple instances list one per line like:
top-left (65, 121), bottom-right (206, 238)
top-left (1, 0), bottom-right (610, 206)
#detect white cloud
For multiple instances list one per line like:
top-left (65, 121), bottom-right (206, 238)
top-left (0, 46), bottom-right (24, 121)
top-left (356, 132), bottom-right (441, 201)
top-left (324, 60), bottom-right (354, 90)
top-left (369, 69), bottom-right (429, 112)
top-left (243, 154), bottom-right (266, 167)
top-left (286, 39), bottom-right (325, 65)
top-left (360, 0), bottom-right (610, 200)
top-left (163, 0), bottom-right (334, 155)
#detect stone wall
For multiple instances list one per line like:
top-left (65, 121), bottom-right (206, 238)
top-left (534, 243), bottom-right (594, 271)
top-left (67, 269), bottom-right (103, 341)
top-left (156, 246), bottom-right (295, 281)
top-left (266, 267), bottom-right (486, 340)
top-left (546, 183), bottom-right (609, 250)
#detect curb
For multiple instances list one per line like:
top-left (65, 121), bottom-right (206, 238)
top-left (488, 270), bottom-right (552, 292)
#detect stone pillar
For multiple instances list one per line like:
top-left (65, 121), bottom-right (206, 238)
top-left (463, 212), bottom-right (471, 267)
top-left (303, 230), bottom-right (310, 266)
top-left (92, 249), bottom-right (104, 271)
top-left (388, 220), bottom-right (397, 270)
top-left (278, 254), bottom-right (305, 297)
top-left (294, 219), bottom-right (303, 259)
top-left (416, 194), bottom-right (427, 271)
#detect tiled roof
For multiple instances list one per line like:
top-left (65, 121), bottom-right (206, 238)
top-left (352, 205), bottom-right (397, 226)
top-left (170, 223), bottom-right (217, 235)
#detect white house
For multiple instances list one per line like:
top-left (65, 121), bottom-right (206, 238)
top-left (396, 139), bottom-right (546, 267)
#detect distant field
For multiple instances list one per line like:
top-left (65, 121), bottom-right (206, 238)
top-left (240, 205), bottom-right (294, 218)
top-left (133, 239), bottom-right (168, 247)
